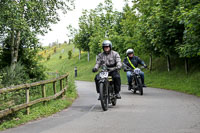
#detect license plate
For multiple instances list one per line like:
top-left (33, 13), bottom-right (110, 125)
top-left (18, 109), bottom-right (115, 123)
top-left (100, 72), bottom-right (108, 78)
top-left (134, 68), bottom-right (141, 75)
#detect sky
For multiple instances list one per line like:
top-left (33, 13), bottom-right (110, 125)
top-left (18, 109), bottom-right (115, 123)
top-left (38, 0), bottom-right (127, 46)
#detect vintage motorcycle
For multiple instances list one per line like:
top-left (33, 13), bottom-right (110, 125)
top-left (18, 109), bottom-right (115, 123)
top-left (123, 63), bottom-right (144, 95)
top-left (98, 65), bottom-right (117, 111)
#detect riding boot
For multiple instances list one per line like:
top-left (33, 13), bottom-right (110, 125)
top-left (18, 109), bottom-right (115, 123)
top-left (116, 93), bottom-right (121, 99)
top-left (128, 82), bottom-right (132, 90)
top-left (141, 77), bottom-right (146, 87)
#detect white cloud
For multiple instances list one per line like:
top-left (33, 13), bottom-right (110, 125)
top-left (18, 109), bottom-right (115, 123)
top-left (38, 0), bottom-right (126, 46)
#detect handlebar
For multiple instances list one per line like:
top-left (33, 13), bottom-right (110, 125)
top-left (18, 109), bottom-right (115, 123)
top-left (122, 62), bottom-right (148, 71)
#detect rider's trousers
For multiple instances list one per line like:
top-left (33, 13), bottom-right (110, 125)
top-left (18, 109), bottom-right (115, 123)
top-left (126, 71), bottom-right (144, 84)
top-left (95, 70), bottom-right (121, 94)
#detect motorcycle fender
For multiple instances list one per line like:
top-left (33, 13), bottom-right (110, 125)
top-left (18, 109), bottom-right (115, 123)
top-left (99, 79), bottom-right (105, 83)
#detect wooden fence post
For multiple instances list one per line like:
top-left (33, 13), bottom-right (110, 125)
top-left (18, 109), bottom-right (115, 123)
top-left (66, 77), bottom-right (68, 88)
top-left (53, 82), bottom-right (56, 94)
top-left (64, 77), bottom-right (68, 95)
top-left (60, 80), bottom-right (63, 97)
top-left (26, 87), bottom-right (30, 115)
top-left (41, 84), bottom-right (46, 105)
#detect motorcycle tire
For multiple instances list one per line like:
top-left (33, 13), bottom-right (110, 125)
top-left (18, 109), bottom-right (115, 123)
top-left (132, 79), bottom-right (137, 94)
top-left (111, 97), bottom-right (117, 106)
top-left (99, 82), bottom-right (108, 111)
top-left (138, 78), bottom-right (143, 95)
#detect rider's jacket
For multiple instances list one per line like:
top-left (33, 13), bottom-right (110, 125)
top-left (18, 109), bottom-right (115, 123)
top-left (94, 50), bottom-right (122, 70)
top-left (123, 56), bottom-right (145, 70)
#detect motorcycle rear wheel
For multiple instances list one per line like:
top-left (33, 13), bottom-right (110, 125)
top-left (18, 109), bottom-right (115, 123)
top-left (99, 82), bottom-right (108, 111)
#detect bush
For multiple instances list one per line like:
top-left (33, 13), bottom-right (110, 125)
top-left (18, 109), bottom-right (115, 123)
top-left (0, 62), bottom-right (29, 87)
top-left (68, 50), bottom-right (72, 59)
top-left (0, 75), bottom-right (3, 88)
top-left (47, 55), bottom-right (51, 60)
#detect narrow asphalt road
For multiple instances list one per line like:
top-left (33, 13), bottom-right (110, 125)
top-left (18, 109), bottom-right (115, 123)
top-left (1, 81), bottom-right (200, 133)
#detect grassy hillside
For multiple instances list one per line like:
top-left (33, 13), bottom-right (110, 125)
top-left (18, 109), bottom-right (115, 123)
top-left (45, 44), bottom-right (199, 97)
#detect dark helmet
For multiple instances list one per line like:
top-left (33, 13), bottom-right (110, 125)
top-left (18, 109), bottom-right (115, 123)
top-left (102, 40), bottom-right (112, 50)
top-left (126, 49), bottom-right (134, 55)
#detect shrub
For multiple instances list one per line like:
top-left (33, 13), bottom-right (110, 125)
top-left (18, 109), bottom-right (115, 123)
top-left (0, 62), bottom-right (29, 87)
top-left (68, 50), bottom-right (72, 59)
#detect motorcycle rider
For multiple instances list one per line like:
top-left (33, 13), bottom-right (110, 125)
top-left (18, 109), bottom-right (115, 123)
top-left (92, 40), bottom-right (122, 99)
top-left (123, 49), bottom-right (147, 90)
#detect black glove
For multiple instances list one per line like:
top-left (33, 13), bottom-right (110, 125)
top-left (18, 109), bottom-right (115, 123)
top-left (144, 65), bottom-right (147, 68)
top-left (92, 68), bottom-right (98, 73)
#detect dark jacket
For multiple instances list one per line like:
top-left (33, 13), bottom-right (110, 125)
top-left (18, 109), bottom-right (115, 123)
top-left (123, 56), bottom-right (145, 70)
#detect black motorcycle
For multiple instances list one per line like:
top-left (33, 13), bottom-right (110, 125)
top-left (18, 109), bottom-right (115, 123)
top-left (98, 65), bottom-right (117, 111)
top-left (123, 63), bottom-right (144, 95)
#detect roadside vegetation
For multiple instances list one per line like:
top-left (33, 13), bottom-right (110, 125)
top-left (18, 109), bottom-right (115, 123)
top-left (0, 43), bottom-right (77, 130)
top-left (70, 51), bottom-right (200, 97)
top-left (66, 0), bottom-right (200, 96)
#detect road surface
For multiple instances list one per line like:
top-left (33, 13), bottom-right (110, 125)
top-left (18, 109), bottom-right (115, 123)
top-left (1, 81), bottom-right (200, 133)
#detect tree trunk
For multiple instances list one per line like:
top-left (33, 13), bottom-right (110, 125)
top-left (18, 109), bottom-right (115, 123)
top-left (149, 54), bottom-right (152, 71)
top-left (185, 58), bottom-right (189, 74)
top-left (87, 51), bottom-right (90, 62)
top-left (11, 30), bottom-right (15, 69)
top-left (167, 55), bottom-right (171, 72)
top-left (79, 49), bottom-right (81, 60)
top-left (11, 30), bottom-right (21, 70)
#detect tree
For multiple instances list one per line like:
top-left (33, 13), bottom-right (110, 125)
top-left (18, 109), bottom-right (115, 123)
top-left (0, 0), bottom-right (74, 69)
top-left (134, 0), bottom-right (184, 71)
top-left (176, 0), bottom-right (200, 58)
top-left (71, 0), bottom-right (123, 57)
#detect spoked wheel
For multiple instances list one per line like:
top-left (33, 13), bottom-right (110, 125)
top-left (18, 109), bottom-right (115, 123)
top-left (138, 78), bottom-right (143, 95)
top-left (99, 82), bottom-right (108, 111)
top-left (131, 79), bottom-right (137, 94)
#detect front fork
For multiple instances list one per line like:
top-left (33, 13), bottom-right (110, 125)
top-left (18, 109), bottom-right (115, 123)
top-left (132, 75), bottom-right (141, 89)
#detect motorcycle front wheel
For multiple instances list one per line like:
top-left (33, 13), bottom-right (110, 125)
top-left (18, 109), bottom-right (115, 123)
top-left (111, 97), bottom-right (117, 106)
top-left (138, 77), bottom-right (143, 95)
top-left (99, 82), bottom-right (108, 111)
top-left (131, 78), bottom-right (137, 94)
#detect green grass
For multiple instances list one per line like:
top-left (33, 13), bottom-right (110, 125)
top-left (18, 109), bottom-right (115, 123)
top-left (0, 98), bottom-right (73, 130)
top-left (73, 52), bottom-right (200, 97)
top-left (44, 44), bottom-right (200, 97)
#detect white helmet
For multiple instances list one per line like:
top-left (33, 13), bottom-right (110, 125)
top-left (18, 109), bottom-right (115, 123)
top-left (126, 49), bottom-right (134, 55)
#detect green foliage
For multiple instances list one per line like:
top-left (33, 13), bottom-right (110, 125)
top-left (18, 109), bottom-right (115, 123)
top-left (0, 97), bottom-right (76, 131)
top-left (68, 0), bottom-right (200, 65)
top-left (176, 1), bottom-right (200, 57)
top-left (0, 62), bottom-right (29, 87)
top-left (0, 0), bottom-right (74, 81)
top-left (0, 42), bottom-right (46, 83)
top-left (47, 54), bottom-right (51, 60)
top-left (20, 48), bottom-right (46, 81)
top-left (69, 0), bottom-right (123, 55)
top-left (0, 75), bottom-right (3, 88)
top-left (0, 44), bottom-right (77, 131)
top-left (68, 50), bottom-right (72, 59)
